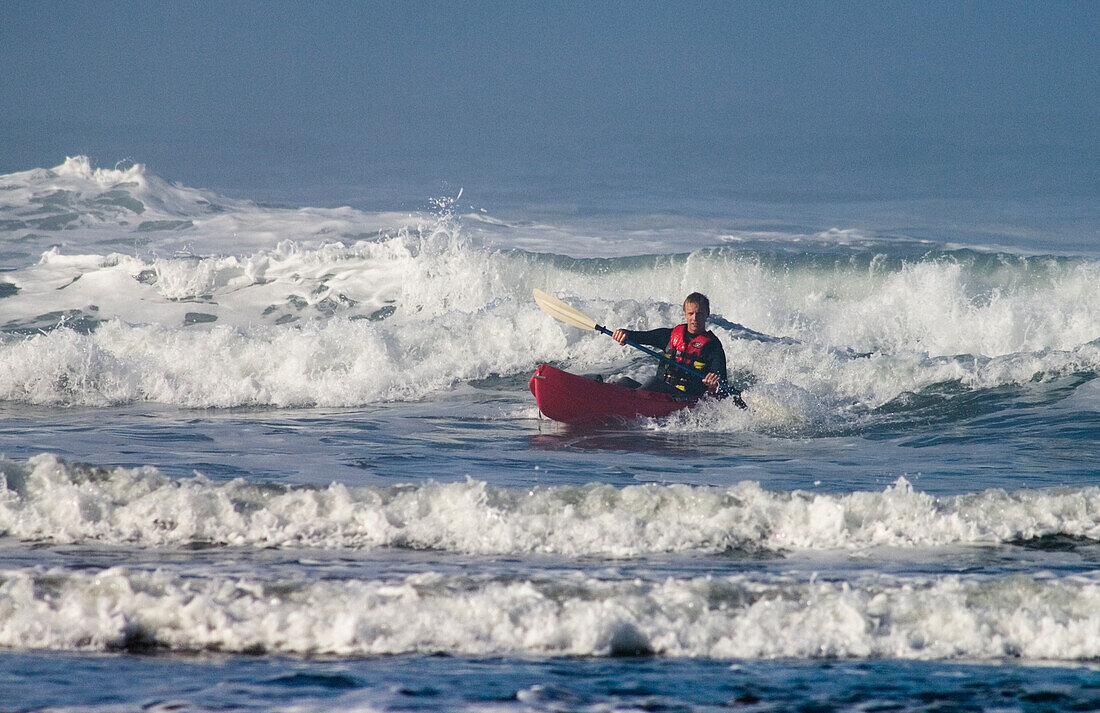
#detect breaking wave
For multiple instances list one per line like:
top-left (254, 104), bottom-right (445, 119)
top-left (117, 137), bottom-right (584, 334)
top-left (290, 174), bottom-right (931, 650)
top-left (3, 564), bottom-right (1100, 661)
top-left (1, 158), bottom-right (1098, 421)
top-left (3, 455), bottom-right (1100, 555)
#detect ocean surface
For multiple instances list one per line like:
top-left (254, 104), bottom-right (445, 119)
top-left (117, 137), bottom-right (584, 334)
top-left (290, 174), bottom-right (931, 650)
top-left (1, 154), bottom-right (1099, 712)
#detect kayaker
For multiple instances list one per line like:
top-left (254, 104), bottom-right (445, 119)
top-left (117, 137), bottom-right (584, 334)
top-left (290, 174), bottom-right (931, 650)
top-left (611, 292), bottom-right (727, 396)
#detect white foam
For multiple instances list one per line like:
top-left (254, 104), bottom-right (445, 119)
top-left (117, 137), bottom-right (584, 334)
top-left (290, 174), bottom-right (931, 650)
top-left (2, 159), bottom-right (1099, 415)
top-left (0, 156), bottom-right (418, 258)
top-left (2, 246), bottom-right (1098, 411)
top-left (2, 564), bottom-right (1099, 661)
top-left (3, 455), bottom-right (1100, 554)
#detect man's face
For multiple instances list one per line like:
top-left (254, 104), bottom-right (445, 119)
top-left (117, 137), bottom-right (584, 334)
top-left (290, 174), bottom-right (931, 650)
top-left (683, 302), bottom-right (708, 336)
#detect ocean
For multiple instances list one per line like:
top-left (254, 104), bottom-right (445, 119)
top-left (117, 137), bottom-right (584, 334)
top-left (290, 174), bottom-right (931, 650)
top-left (0, 149), bottom-right (1098, 713)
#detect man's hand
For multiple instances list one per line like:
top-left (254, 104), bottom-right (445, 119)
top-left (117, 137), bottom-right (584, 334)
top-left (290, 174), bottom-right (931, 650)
top-left (702, 372), bottom-right (720, 392)
top-left (611, 329), bottom-right (628, 345)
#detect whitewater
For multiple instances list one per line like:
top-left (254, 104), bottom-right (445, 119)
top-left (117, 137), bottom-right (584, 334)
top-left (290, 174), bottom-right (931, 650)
top-left (3, 158), bottom-right (1098, 413)
top-left (2, 157), bottom-right (1099, 711)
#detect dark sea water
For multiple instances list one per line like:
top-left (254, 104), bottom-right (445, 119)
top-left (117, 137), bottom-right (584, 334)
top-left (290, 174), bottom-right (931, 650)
top-left (0, 143), bottom-right (1098, 712)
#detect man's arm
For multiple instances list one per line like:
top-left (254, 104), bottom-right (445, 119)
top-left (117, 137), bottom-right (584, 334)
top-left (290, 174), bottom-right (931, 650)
top-left (612, 327), bottom-right (672, 349)
top-left (704, 340), bottom-right (727, 382)
top-left (695, 339), bottom-right (727, 394)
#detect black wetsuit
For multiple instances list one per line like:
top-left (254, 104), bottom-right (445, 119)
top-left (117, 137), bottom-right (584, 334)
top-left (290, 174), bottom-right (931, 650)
top-left (621, 327), bottom-right (727, 397)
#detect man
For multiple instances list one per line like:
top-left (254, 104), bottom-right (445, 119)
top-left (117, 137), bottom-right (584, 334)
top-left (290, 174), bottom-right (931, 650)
top-left (612, 292), bottom-right (727, 397)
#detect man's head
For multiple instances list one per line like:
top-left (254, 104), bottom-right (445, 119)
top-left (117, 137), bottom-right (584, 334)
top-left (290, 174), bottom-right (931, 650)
top-left (683, 292), bottom-right (710, 335)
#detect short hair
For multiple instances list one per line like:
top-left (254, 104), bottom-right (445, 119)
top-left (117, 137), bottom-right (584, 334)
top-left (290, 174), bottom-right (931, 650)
top-left (684, 292), bottom-right (710, 313)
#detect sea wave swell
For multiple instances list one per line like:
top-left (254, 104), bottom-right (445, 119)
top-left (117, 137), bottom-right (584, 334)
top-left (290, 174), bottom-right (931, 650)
top-left (2, 565), bottom-right (1099, 661)
top-left (2, 455), bottom-right (1099, 555)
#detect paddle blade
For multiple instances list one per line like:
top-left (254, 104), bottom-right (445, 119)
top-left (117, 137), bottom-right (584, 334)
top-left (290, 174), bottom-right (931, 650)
top-left (532, 289), bottom-right (599, 332)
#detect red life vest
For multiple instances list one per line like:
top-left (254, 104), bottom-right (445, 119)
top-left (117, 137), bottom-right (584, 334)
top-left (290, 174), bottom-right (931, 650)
top-left (661, 324), bottom-right (716, 392)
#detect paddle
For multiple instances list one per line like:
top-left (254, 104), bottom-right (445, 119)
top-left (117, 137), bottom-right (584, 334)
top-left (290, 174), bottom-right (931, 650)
top-left (532, 289), bottom-right (746, 407)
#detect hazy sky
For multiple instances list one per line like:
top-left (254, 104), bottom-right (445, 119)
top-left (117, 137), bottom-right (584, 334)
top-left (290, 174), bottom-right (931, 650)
top-left (2, 1), bottom-right (1096, 205)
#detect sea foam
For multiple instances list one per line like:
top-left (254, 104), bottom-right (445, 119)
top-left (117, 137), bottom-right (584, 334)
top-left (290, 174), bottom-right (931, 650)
top-left (2, 159), bottom-right (1099, 415)
top-left (2, 565), bottom-right (1100, 661)
top-left (2, 455), bottom-right (1099, 554)
top-left (2, 240), bottom-right (1097, 412)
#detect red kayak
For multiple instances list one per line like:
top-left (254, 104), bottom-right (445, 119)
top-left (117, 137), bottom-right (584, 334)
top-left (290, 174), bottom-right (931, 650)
top-left (528, 364), bottom-right (698, 425)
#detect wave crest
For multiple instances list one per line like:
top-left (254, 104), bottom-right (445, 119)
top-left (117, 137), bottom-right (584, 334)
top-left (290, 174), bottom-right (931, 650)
top-left (3, 565), bottom-right (1100, 660)
top-left (3, 455), bottom-right (1100, 554)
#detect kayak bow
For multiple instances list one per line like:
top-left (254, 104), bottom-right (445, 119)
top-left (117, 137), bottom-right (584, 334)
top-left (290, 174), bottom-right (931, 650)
top-left (529, 364), bottom-right (697, 425)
